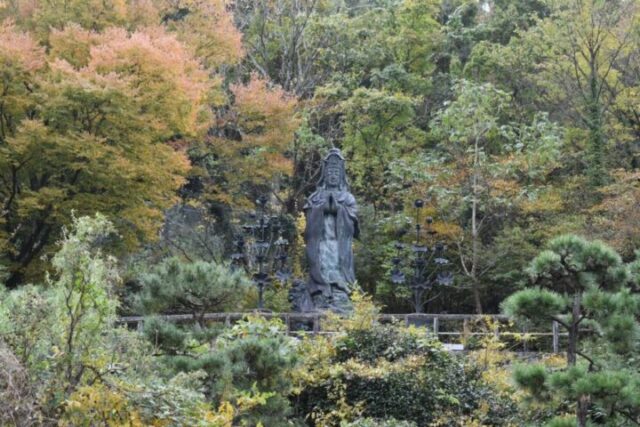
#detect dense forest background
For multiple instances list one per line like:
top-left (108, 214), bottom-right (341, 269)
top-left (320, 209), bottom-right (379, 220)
top-left (2, 1), bottom-right (640, 426)
top-left (1, 0), bottom-right (639, 315)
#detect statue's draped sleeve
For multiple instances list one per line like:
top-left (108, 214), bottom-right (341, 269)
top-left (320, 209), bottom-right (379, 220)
top-left (303, 190), bottom-right (326, 293)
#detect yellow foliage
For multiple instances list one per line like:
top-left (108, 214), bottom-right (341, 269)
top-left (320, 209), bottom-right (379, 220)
top-left (291, 213), bottom-right (307, 277)
top-left (322, 291), bottom-right (380, 333)
top-left (311, 381), bottom-right (365, 426)
top-left (466, 317), bottom-right (519, 396)
top-left (338, 354), bottom-right (430, 380)
top-left (291, 293), bottom-right (385, 395)
top-left (204, 406), bottom-right (236, 426)
top-left (540, 353), bottom-right (567, 370)
top-left (49, 23), bottom-right (99, 67)
top-left (520, 188), bottom-right (565, 214)
top-left (489, 178), bottom-right (521, 198)
top-left (463, 315), bottom-right (536, 424)
top-left (62, 382), bottom-right (242, 427)
top-left (291, 334), bottom-right (336, 392)
top-left (62, 383), bottom-right (144, 427)
top-left (590, 170), bottom-right (640, 255)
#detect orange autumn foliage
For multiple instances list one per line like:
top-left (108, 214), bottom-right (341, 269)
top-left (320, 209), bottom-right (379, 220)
top-left (0, 0), bottom-right (294, 284)
top-left (0, 16), bottom-right (211, 283)
top-left (88, 26), bottom-right (213, 136)
top-left (0, 19), bottom-right (44, 72)
top-left (204, 75), bottom-right (300, 205)
top-left (155, 0), bottom-right (244, 68)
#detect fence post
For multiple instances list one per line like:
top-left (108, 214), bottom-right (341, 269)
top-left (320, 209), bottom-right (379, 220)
top-left (462, 318), bottom-right (469, 345)
top-left (522, 325), bottom-right (529, 352)
top-left (552, 320), bottom-right (559, 354)
top-left (312, 315), bottom-right (320, 334)
top-left (224, 315), bottom-right (231, 328)
top-left (284, 314), bottom-right (290, 335)
top-left (433, 316), bottom-right (439, 336)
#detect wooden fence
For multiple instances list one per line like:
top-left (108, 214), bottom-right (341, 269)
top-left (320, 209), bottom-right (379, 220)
top-left (117, 312), bottom-right (565, 353)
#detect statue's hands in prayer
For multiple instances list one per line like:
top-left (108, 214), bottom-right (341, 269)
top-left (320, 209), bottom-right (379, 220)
top-left (326, 192), bottom-right (338, 215)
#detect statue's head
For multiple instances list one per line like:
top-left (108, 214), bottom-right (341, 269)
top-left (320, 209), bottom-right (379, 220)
top-left (319, 148), bottom-right (348, 191)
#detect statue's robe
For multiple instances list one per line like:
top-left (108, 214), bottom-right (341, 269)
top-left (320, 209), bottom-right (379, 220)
top-left (304, 189), bottom-right (359, 297)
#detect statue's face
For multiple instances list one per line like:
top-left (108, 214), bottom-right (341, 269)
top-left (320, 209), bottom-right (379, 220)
top-left (325, 164), bottom-right (340, 188)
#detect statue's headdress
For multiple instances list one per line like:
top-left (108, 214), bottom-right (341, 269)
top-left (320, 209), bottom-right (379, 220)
top-left (317, 148), bottom-right (349, 190)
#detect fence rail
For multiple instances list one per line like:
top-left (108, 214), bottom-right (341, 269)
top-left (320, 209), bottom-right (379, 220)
top-left (117, 312), bottom-right (566, 353)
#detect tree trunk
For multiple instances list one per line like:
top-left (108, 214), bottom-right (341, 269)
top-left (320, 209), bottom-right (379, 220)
top-left (577, 395), bottom-right (590, 427)
top-left (567, 293), bottom-right (581, 366)
top-left (471, 136), bottom-right (483, 314)
top-left (569, 293), bottom-right (588, 425)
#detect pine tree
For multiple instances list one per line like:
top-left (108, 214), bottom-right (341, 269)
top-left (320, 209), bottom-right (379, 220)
top-left (503, 235), bottom-right (640, 426)
top-left (136, 258), bottom-right (297, 425)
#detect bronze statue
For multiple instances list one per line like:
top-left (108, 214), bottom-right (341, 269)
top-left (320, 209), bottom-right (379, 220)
top-left (295, 148), bottom-right (359, 313)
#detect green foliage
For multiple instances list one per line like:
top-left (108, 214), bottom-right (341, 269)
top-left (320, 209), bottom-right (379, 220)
top-left (502, 288), bottom-right (567, 325)
top-left (340, 87), bottom-right (421, 206)
top-left (513, 364), bottom-right (549, 399)
top-left (213, 316), bottom-right (299, 426)
top-left (135, 255), bottom-right (298, 424)
top-left (334, 323), bottom-right (443, 364)
top-left (294, 316), bottom-right (515, 425)
top-left (432, 79), bottom-right (511, 145)
top-left (3, 0), bottom-right (640, 424)
top-left (139, 305), bottom-right (300, 426)
top-left (504, 235), bottom-right (640, 426)
top-left (136, 257), bottom-right (251, 318)
top-left (546, 415), bottom-right (578, 427)
top-left (1, 215), bottom-right (146, 418)
top-left (425, 78), bottom-right (565, 313)
top-left (530, 235), bottom-right (627, 292)
top-left (0, 216), bottom-right (226, 426)
top-left (35, 214), bottom-right (120, 398)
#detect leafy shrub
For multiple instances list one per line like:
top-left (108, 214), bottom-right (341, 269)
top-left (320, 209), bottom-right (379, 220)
top-left (334, 323), bottom-right (444, 363)
top-left (1, 216), bottom-right (236, 426)
top-left (293, 301), bottom-right (514, 425)
top-left (0, 214), bottom-right (121, 417)
top-left (294, 327), bottom-right (482, 424)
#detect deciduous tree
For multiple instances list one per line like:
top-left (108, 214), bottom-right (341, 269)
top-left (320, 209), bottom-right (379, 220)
top-left (0, 22), bottom-right (212, 285)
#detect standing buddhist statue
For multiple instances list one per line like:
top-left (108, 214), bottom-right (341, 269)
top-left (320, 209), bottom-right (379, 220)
top-left (293, 148), bottom-right (359, 314)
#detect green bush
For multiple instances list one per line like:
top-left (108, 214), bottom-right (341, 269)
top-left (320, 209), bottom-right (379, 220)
top-left (136, 257), bottom-right (251, 318)
top-left (294, 323), bottom-right (516, 425)
top-left (334, 323), bottom-right (443, 363)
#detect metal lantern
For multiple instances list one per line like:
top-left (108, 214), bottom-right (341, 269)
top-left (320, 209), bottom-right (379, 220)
top-left (389, 199), bottom-right (453, 313)
top-left (231, 194), bottom-right (291, 310)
